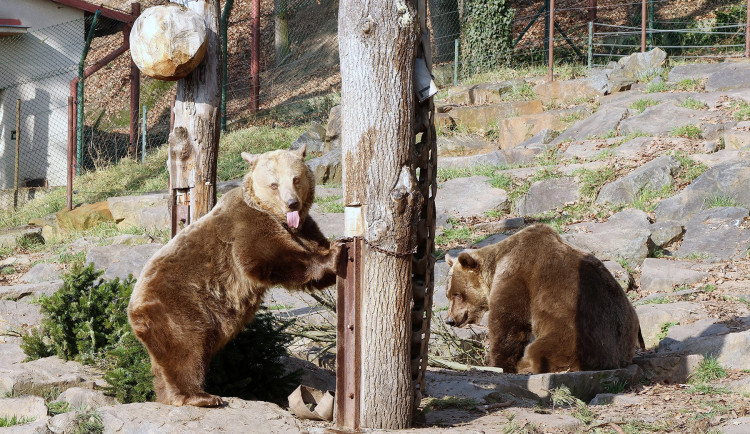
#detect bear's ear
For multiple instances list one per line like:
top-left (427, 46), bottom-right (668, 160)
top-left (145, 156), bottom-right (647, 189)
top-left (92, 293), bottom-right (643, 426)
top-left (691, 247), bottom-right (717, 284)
top-left (241, 152), bottom-right (260, 168)
top-left (294, 144), bottom-right (307, 158)
top-left (445, 253), bottom-right (454, 267)
top-left (458, 251), bottom-right (479, 270)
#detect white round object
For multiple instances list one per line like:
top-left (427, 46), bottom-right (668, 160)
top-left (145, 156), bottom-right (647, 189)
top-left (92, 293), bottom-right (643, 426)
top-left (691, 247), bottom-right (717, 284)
top-left (130, 4), bottom-right (208, 81)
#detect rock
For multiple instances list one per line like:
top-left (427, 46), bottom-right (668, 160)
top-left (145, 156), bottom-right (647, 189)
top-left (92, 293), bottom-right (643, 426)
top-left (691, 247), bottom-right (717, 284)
top-left (676, 207), bottom-right (750, 261)
top-left (667, 63), bottom-right (726, 82)
top-left (506, 409), bottom-right (583, 432)
top-left (603, 260), bottom-right (633, 291)
top-left (441, 80), bottom-right (522, 105)
top-left (306, 148), bottom-right (342, 185)
top-left (654, 158), bottom-right (750, 223)
top-left (0, 395), bottom-right (47, 419)
top-left (589, 393), bottom-right (641, 406)
top-left (107, 193), bottom-right (168, 228)
top-left (558, 161), bottom-right (607, 176)
top-left (586, 48), bottom-right (667, 94)
top-left (702, 121), bottom-right (737, 141)
top-left (56, 202), bottom-right (113, 232)
top-left (98, 399), bottom-right (303, 433)
top-left (0, 225), bottom-right (43, 249)
top-left (596, 156), bottom-right (680, 205)
top-left (0, 300), bottom-right (42, 335)
top-left (658, 318), bottom-right (730, 353)
top-left (436, 176), bottom-right (509, 227)
top-left (85, 243), bottom-right (163, 280)
top-left (279, 356), bottom-right (336, 392)
top-left (560, 139), bottom-right (617, 160)
top-left (516, 177), bottom-right (580, 216)
top-left (0, 356), bottom-right (93, 397)
top-left (517, 128), bottom-right (558, 150)
top-left (19, 263), bottom-right (61, 284)
top-left (471, 217), bottom-right (525, 233)
top-left (130, 4), bottom-right (207, 80)
top-left (639, 259), bottom-right (707, 293)
top-left (635, 301), bottom-right (707, 348)
top-left (290, 122), bottom-right (326, 156)
top-left (554, 105), bottom-right (628, 144)
top-left (324, 105), bottom-right (341, 151)
top-left (657, 329), bottom-right (750, 370)
top-left (498, 166), bottom-right (542, 179)
top-left (723, 125), bottom-right (750, 150)
top-left (691, 149), bottom-right (749, 168)
top-left (438, 151), bottom-right (508, 170)
top-left (563, 209), bottom-right (653, 265)
top-left (705, 63), bottom-right (750, 91)
top-left (217, 179), bottom-right (242, 194)
top-left (471, 233), bottom-right (509, 249)
top-left (54, 387), bottom-right (118, 409)
top-left (438, 100), bottom-right (544, 132)
top-left (137, 206), bottom-right (169, 230)
top-left (533, 79), bottom-right (602, 105)
top-left (307, 210), bottom-right (344, 239)
top-left (633, 353), bottom-right (705, 384)
top-left (619, 104), bottom-right (704, 137)
top-left (497, 111), bottom-right (565, 149)
top-left (649, 220), bottom-right (684, 247)
top-left (727, 377), bottom-right (750, 394)
top-left (724, 417), bottom-right (750, 434)
top-left (509, 365), bottom-right (640, 403)
top-left (437, 135), bottom-right (494, 156)
top-left (0, 281), bottom-right (63, 301)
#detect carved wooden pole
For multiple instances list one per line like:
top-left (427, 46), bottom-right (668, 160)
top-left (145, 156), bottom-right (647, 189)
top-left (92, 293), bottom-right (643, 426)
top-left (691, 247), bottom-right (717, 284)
top-left (339, 0), bottom-right (420, 429)
top-left (169, 0), bottom-right (221, 235)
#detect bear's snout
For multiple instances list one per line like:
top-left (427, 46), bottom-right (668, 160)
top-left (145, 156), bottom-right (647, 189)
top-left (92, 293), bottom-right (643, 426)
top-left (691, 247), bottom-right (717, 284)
top-left (444, 316), bottom-right (456, 326)
top-left (286, 197), bottom-right (300, 211)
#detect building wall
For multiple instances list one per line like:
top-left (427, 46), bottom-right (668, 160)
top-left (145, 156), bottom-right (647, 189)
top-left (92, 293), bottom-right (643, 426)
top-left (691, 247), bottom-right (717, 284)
top-left (0, 0), bottom-right (84, 191)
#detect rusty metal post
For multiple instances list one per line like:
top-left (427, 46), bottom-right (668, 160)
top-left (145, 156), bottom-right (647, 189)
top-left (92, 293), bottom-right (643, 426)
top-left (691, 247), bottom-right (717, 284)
top-left (548, 0), bottom-right (554, 82)
top-left (128, 2), bottom-right (141, 157)
top-left (14, 99), bottom-right (20, 209)
top-left (335, 238), bottom-right (362, 430)
top-left (746, 0), bottom-right (750, 58)
top-left (250, 0), bottom-right (260, 113)
top-left (641, 0), bottom-right (647, 52)
top-left (67, 95), bottom-right (74, 210)
top-left (588, 0), bottom-right (596, 22)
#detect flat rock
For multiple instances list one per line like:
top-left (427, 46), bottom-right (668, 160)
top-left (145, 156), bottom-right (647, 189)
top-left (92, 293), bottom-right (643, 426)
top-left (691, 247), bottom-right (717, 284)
top-left (612, 136), bottom-right (654, 159)
top-left (0, 300), bottom-right (42, 335)
top-left (554, 105), bottom-right (628, 144)
top-left (658, 318), bottom-right (730, 353)
top-left (436, 176), bottom-right (508, 227)
top-left (0, 356), bottom-right (93, 397)
top-left (497, 111), bottom-right (565, 149)
top-left (560, 139), bottom-right (616, 159)
top-left (633, 353), bottom-right (705, 384)
top-left (654, 158), bottom-right (750, 223)
top-left (97, 399), bottom-right (303, 433)
top-left (471, 233), bottom-right (509, 248)
top-left (516, 177), bottom-right (579, 216)
top-left (517, 128), bottom-right (558, 149)
top-left (619, 104), bottom-right (704, 137)
top-left (440, 80), bottom-right (522, 105)
top-left (557, 161), bottom-right (607, 176)
top-left (438, 147), bottom-right (541, 170)
top-left (507, 408), bottom-right (584, 432)
top-left (603, 260), bottom-right (633, 291)
top-left (85, 243), bottom-right (163, 280)
top-left (724, 128), bottom-right (750, 150)
top-left (137, 206), bottom-right (170, 230)
top-left (19, 263), bottom-right (61, 284)
top-left (639, 259), bottom-right (707, 293)
top-left (54, 387), bottom-right (118, 409)
top-left (589, 393), bottom-right (641, 406)
top-left (533, 78), bottom-right (602, 105)
top-left (107, 193), bottom-right (168, 228)
top-left (307, 148), bottom-right (341, 185)
top-left (0, 395), bottom-right (47, 419)
top-left (668, 63), bottom-right (727, 82)
top-left (691, 149), bottom-right (750, 168)
top-left (657, 329), bottom-right (750, 370)
top-left (0, 280), bottom-right (62, 301)
top-left (436, 100), bottom-right (543, 131)
top-left (724, 417), bottom-right (750, 434)
top-left (436, 135), bottom-right (494, 157)
top-left (727, 377), bottom-right (750, 394)
top-left (471, 217), bottom-right (525, 233)
top-left (635, 302), bottom-right (708, 348)
top-left (307, 210), bottom-right (344, 239)
top-left (675, 207), bottom-right (750, 261)
top-left (649, 220), bottom-right (684, 247)
top-left (596, 155), bottom-right (680, 205)
top-left (705, 62), bottom-right (750, 91)
top-left (0, 225), bottom-right (43, 249)
top-left (563, 209), bottom-right (653, 265)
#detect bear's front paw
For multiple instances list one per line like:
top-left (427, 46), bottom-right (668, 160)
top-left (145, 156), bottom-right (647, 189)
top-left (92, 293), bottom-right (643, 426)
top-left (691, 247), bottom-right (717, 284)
top-left (184, 393), bottom-right (224, 408)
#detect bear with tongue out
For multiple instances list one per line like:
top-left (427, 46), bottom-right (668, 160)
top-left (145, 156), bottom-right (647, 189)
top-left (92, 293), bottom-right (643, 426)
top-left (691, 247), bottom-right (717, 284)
top-left (128, 145), bottom-right (342, 407)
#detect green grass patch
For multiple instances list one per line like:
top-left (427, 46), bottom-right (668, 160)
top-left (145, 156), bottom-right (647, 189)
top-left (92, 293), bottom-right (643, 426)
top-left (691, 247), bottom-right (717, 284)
top-left (315, 195), bottom-right (344, 213)
top-left (731, 100), bottom-right (750, 121)
top-left (603, 378), bottom-right (628, 394)
top-left (631, 185), bottom-right (675, 212)
top-left (656, 321), bottom-right (679, 342)
top-left (703, 194), bottom-right (741, 209)
top-left (672, 151), bottom-right (709, 183)
top-left (0, 415), bottom-right (35, 427)
top-left (690, 356), bottom-right (728, 383)
top-left (671, 124), bottom-right (702, 139)
top-left (680, 97), bottom-right (708, 110)
top-left (630, 98), bottom-right (659, 114)
top-left (576, 167), bottom-right (616, 201)
top-left (503, 83), bottom-right (536, 102)
top-left (639, 296), bottom-right (673, 305)
top-left (646, 80), bottom-right (667, 93)
top-left (683, 251), bottom-right (710, 260)
top-left (550, 385), bottom-right (594, 424)
top-left (69, 408), bottom-right (103, 434)
top-left (1, 266), bottom-right (16, 275)
top-left (674, 78), bottom-right (704, 92)
top-left (435, 221), bottom-right (474, 246)
top-left (47, 401), bottom-right (70, 416)
top-left (266, 304), bottom-right (294, 311)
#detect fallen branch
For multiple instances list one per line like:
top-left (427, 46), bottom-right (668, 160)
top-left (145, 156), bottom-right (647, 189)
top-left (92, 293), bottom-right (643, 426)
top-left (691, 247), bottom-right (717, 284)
top-left (429, 355), bottom-right (504, 373)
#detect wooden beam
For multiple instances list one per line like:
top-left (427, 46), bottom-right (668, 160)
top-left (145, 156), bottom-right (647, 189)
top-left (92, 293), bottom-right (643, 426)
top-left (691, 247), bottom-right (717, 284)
top-left (50, 0), bottom-right (135, 23)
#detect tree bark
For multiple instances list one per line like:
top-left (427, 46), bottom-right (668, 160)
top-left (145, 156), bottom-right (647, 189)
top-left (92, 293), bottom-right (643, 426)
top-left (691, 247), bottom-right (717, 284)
top-left (169, 0), bottom-right (222, 223)
top-left (274, 0), bottom-right (290, 64)
top-left (339, 0), bottom-right (420, 429)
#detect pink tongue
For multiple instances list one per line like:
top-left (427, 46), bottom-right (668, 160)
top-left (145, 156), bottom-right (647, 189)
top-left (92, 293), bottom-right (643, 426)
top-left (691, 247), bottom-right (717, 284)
top-left (286, 211), bottom-right (300, 228)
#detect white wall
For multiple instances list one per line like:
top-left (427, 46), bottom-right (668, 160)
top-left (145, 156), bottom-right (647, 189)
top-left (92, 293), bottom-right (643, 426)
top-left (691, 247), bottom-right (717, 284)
top-left (0, 0), bottom-right (84, 191)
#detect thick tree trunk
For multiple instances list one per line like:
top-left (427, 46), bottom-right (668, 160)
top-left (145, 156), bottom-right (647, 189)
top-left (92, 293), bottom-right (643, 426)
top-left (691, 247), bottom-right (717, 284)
top-left (339, 0), bottom-right (420, 429)
top-left (169, 0), bottom-right (222, 224)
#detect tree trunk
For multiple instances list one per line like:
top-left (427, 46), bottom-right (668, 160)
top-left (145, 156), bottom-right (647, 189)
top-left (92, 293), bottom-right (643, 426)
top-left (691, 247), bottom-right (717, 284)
top-left (339, 0), bottom-right (420, 429)
top-left (274, 0), bottom-right (290, 64)
top-left (169, 0), bottom-right (221, 225)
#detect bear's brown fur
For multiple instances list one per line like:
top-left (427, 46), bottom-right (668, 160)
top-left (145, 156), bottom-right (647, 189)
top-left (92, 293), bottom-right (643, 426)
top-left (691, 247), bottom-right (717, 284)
top-left (445, 224), bottom-right (642, 374)
top-left (128, 146), bottom-right (341, 407)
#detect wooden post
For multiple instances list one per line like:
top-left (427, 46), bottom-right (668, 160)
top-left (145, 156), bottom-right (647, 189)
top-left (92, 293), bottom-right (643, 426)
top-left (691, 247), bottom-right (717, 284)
top-left (641, 0), bottom-right (646, 52)
top-left (128, 2), bottom-right (141, 156)
top-left (169, 0), bottom-right (222, 231)
top-left (338, 0), bottom-right (420, 428)
top-left (250, 0), bottom-right (260, 113)
top-left (548, 0), bottom-right (554, 82)
top-left (336, 237), bottom-right (362, 430)
top-left (14, 99), bottom-right (20, 209)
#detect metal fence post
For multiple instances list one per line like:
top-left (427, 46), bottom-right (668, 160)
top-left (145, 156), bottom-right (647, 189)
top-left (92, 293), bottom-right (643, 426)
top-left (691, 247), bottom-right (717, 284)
top-left (453, 39), bottom-right (458, 86)
top-left (641, 0), bottom-right (646, 52)
top-left (141, 105), bottom-right (147, 163)
top-left (588, 21), bottom-right (593, 70)
top-left (648, 0), bottom-right (654, 49)
top-left (746, 0), bottom-right (750, 58)
top-left (77, 10), bottom-right (101, 176)
top-left (548, 0), bottom-right (554, 82)
top-left (250, 0), bottom-right (260, 113)
top-left (220, 0), bottom-right (234, 131)
top-left (14, 99), bottom-right (20, 209)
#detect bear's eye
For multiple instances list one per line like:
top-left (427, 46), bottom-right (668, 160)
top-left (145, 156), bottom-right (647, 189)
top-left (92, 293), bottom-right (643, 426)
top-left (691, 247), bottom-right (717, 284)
top-left (293, 176), bottom-right (300, 185)
top-left (453, 294), bottom-right (463, 301)
top-left (270, 183), bottom-right (278, 190)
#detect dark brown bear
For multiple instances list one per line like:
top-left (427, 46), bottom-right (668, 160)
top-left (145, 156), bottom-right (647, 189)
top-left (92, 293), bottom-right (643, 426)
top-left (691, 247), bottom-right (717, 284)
top-left (445, 224), bottom-right (642, 374)
top-left (128, 146), bottom-right (341, 407)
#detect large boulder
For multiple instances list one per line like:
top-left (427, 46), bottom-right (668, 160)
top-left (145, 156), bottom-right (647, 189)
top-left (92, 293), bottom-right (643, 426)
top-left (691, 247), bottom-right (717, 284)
top-left (85, 243), bottom-right (163, 280)
top-left (107, 193), bottom-right (168, 228)
top-left (516, 177), bottom-right (580, 216)
top-left (437, 134), bottom-right (494, 156)
top-left (586, 48), bottom-right (667, 94)
top-left (436, 176), bottom-right (508, 227)
top-left (437, 100), bottom-right (543, 131)
top-left (596, 155), bottom-right (680, 205)
top-left (56, 202), bottom-right (113, 232)
top-left (554, 105), bottom-right (628, 144)
top-left (619, 104), bottom-right (705, 137)
top-left (705, 62), bottom-right (750, 92)
top-left (0, 225), bottom-right (43, 249)
top-left (306, 148), bottom-right (342, 185)
top-left (563, 209), bottom-right (653, 265)
top-left (290, 122), bottom-right (326, 156)
top-left (635, 301), bottom-right (708, 348)
top-left (130, 4), bottom-right (208, 80)
top-left (639, 258), bottom-right (707, 293)
top-left (533, 79), bottom-right (602, 105)
top-left (675, 207), bottom-right (750, 261)
top-left (497, 112), bottom-right (565, 149)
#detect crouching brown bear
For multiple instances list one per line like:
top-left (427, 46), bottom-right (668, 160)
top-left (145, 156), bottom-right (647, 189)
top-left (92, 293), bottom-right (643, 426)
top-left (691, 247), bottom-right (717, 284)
top-left (445, 224), bottom-right (643, 374)
top-left (128, 145), bottom-right (341, 407)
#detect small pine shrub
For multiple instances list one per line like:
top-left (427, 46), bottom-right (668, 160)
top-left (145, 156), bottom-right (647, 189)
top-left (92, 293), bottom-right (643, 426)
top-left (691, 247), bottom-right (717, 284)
top-left (102, 332), bottom-right (155, 403)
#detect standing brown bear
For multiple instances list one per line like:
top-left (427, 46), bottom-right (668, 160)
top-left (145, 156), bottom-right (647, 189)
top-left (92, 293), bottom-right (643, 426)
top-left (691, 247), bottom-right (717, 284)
top-left (445, 224), bottom-right (642, 374)
top-left (128, 146), bottom-right (341, 407)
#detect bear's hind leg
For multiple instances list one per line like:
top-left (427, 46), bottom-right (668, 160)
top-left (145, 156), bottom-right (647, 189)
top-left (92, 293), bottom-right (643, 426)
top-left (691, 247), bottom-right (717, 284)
top-left (516, 332), bottom-right (579, 374)
top-left (150, 346), bottom-right (222, 407)
top-left (486, 278), bottom-right (532, 372)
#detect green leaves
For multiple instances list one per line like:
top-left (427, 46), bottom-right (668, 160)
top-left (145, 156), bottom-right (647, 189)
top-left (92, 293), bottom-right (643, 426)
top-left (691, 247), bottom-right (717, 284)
top-left (460, 0), bottom-right (515, 76)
